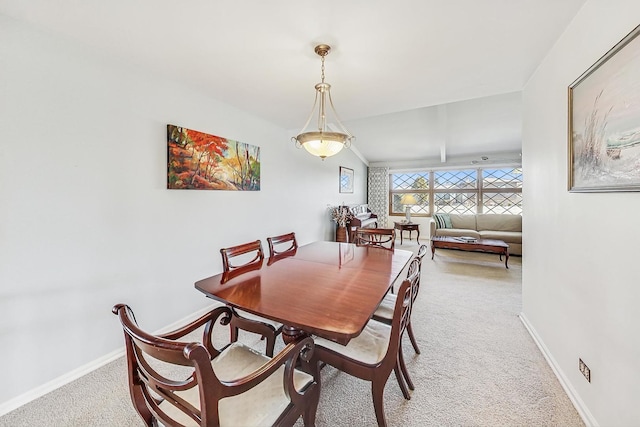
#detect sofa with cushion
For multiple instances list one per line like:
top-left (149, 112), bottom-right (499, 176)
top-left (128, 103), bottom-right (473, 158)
top-left (429, 213), bottom-right (522, 255)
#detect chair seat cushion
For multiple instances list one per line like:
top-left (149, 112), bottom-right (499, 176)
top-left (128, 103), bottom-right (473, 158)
top-left (373, 293), bottom-right (396, 321)
top-left (236, 309), bottom-right (283, 330)
top-left (314, 319), bottom-right (391, 365)
top-left (159, 342), bottom-right (313, 426)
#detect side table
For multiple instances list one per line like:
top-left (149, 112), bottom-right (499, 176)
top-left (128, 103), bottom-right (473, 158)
top-left (394, 221), bottom-right (420, 245)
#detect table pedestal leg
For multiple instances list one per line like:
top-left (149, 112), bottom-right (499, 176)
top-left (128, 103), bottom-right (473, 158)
top-left (282, 325), bottom-right (310, 344)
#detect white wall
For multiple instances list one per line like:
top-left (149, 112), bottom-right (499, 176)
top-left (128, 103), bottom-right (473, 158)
top-left (522, 1), bottom-right (640, 425)
top-left (0, 14), bottom-right (367, 408)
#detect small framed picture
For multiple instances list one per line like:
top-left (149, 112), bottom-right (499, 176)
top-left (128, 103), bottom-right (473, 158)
top-left (339, 166), bottom-right (354, 193)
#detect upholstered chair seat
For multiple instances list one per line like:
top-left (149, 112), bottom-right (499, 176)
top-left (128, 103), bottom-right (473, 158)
top-left (160, 342), bottom-right (314, 426)
top-left (313, 320), bottom-right (391, 365)
top-left (234, 309), bottom-right (283, 330)
top-left (372, 293), bottom-right (396, 321)
top-left (113, 304), bottom-right (319, 427)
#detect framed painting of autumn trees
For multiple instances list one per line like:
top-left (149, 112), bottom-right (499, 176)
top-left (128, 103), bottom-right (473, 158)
top-left (167, 124), bottom-right (260, 191)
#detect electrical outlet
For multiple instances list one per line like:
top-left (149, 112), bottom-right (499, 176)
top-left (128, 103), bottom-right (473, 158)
top-left (579, 358), bottom-right (591, 383)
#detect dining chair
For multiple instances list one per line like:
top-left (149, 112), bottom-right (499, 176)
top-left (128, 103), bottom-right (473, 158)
top-left (354, 227), bottom-right (396, 251)
top-left (372, 244), bottom-right (428, 395)
top-left (374, 244), bottom-right (428, 351)
top-left (113, 304), bottom-right (320, 427)
top-left (220, 240), bottom-right (283, 357)
top-left (267, 232), bottom-right (298, 264)
top-left (310, 271), bottom-right (417, 427)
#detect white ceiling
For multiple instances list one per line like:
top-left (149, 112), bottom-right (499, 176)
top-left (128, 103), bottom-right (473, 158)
top-left (0, 0), bottom-right (586, 164)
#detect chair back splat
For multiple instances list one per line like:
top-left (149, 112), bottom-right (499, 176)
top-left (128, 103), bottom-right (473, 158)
top-left (220, 239), bottom-right (283, 356)
top-left (113, 304), bottom-right (320, 427)
top-left (267, 232), bottom-right (298, 264)
top-left (220, 240), bottom-right (264, 283)
top-left (354, 228), bottom-right (396, 251)
top-left (416, 244), bottom-right (429, 271)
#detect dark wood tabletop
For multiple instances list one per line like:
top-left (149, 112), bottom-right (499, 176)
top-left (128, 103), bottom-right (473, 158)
top-left (195, 241), bottom-right (413, 345)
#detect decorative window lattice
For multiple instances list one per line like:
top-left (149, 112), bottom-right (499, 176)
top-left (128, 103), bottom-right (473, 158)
top-left (388, 167), bottom-right (522, 217)
top-left (391, 193), bottom-right (429, 215)
top-left (483, 193), bottom-right (523, 215)
top-left (434, 193), bottom-right (477, 214)
top-left (483, 168), bottom-right (523, 189)
top-left (390, 172), bottom-right (429, 215)
top-left (391, 173), bottom-right (429, 190)
top-left (434, 170), bottom-right (477, 189)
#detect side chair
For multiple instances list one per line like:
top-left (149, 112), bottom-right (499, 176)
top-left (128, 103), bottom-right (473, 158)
top-left (310, 274), bottom-right (416, 427)
top-left (267, 232), bottom-right (298, 264)
top-left (354, 227), bottom-right (396, 251)
top-left (113, 304), bottom-right (319, 427)
top-left (374, 244), bottom-right (428, 352)
top-left (373, 244), bottom-right (428, 393)
top-left (220, 240), bottom-right (283, 356)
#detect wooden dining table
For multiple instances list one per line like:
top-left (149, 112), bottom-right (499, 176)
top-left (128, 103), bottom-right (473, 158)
top-left (195, 241), bottom-right (413, 345)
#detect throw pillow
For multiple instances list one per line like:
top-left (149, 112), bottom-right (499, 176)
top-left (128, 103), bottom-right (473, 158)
top-left (433, 213), bottom-right (452, 229)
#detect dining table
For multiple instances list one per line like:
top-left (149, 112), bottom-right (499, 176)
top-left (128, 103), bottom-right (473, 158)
top-left (195, 241), bottom-right (414, 345)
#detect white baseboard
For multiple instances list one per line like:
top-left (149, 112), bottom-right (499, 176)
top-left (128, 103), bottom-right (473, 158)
top-left (0, 348), bottom-right (124, 417)
top-left (519, 312), bottom-right (598, 427)
top-left (0, 302), bottom-right (224, 417)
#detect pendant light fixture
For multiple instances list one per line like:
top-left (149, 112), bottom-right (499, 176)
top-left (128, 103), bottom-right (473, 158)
top-left (292, 44), bottom-right (354, 160)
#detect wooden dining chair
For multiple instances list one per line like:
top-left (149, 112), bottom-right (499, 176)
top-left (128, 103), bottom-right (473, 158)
top-left (113, 304), bottom-right (320, 427)
top-left (374, 244), bottom-right (428, 352)
top-left (354, 227), bottom-right (396, 251)
top-left (267, 232), bottom-right (298, 264)
top-left (372, 245), bottom-right (428, 395)
top-left (220, 240), bottom-right (283, 356)
top-left (310, 273), bottom-right (416, 427)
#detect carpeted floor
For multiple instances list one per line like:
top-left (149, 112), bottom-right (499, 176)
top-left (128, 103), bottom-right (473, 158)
top-left (0, 241), bottom-right (584, 427)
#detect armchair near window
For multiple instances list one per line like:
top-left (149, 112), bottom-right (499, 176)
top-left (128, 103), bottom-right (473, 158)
top-left (112, 304), bottom-right (319, 427)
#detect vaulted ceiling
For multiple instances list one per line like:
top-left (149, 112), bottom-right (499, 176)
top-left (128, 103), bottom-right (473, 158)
top-left (0, 0), bottom-right (586, 164)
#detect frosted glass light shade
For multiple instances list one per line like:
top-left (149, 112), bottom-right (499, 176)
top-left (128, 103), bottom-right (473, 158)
top-left (296, 131), bottom-right (348, 159)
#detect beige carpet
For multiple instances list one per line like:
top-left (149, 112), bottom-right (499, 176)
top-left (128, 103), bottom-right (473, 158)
top-left (0, 241), bottom-right (584, 427)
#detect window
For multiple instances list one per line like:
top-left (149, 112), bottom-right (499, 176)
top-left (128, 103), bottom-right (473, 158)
top-left (481, 168), bottom-right (523, 215)
top-left (389, 167), bottom-right (522, 216)
top-left (389, 172), bottom-right (429, 216)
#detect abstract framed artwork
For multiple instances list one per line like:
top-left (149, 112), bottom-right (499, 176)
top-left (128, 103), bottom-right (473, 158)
top-left (339, 166), bottom-right (354, 193)
top-left (167, 124), bottom-right (260, 191)
top-left (568, 24), bottom-right (640, 192)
